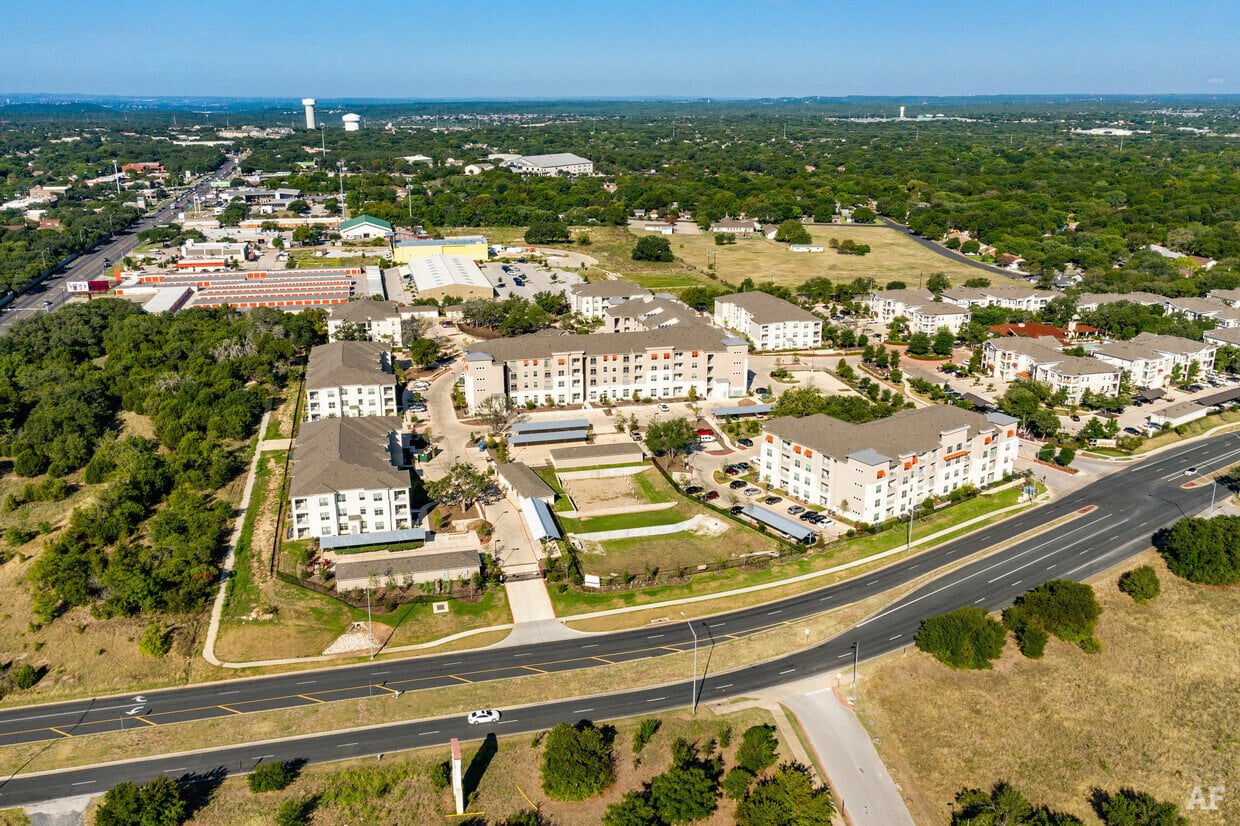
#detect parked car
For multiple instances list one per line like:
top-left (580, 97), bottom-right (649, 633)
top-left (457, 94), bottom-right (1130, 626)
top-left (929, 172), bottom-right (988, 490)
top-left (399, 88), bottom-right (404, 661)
top-left (729, 505), bottom-right (745, 515)
top-left (725, 467), bottom-right (741, 476)
top-left (698, 433), bottom-right (716, 444)
top-left (631, 431), bottom-right (642, 441)
top-left (467, 709), bottom-right (501, 725)
top-left (763, 495), bottom-right (782, 505)
top-left (754, 387), bottom-right (770, 396)
top-left (1124, 426), bottom-right (1143, 436)
top-left (729, 480), bottom-right (747, 490)
top-left (684, 485), bottom-right (704, 495)
top-left (732, 462), bottom-right (750, 471)
top-left (1069, 414), bottom-right (1081, 422)
top-left (798, 511), bottom-right (817, 522)
top-left (657, 403), bottom-right (670, 412)
top-left (703, 491), bottom-right (720, 501)
top-left (737, 438), bottom-right (754, 447)
top-left (744, 487), bottom-right (761, 496)
top-left (787, 505), bottom-right (805, 515)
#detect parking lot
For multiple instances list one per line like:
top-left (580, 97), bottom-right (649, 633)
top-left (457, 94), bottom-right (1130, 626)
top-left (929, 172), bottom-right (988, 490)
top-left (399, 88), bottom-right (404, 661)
top-left (480, 262), bottom-right (582, 301)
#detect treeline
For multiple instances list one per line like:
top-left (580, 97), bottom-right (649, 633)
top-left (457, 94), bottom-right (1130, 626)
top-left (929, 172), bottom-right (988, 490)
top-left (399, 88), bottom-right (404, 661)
top-left (0, 300), bottom-right (321, 622)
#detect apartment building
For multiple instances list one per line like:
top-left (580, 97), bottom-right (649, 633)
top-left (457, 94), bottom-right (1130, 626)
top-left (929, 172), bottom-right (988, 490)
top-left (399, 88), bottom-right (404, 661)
top-left (289, 416), bottom-right (414, 539)
top-left (304, 341), bottom-right (398, 421)
top-left (1207, 288), bottom-right (1240, 308)
top-left (569, 280), bottom-right (652, 319)
top-left (1204, 327), bottom-right (1240, 348)
top-left (1130, 332), bottom-right (1217, 375)
top-left (713, 292), bottom-right (823, 351)
top-left (1159, 297), bottom-right (1240, 328)
top-left (1074, 292), bottom-right (1166, 312)
top-left (327, 299), bottom-right (406, 345)
top-left (1092, 339), bottom-right (1173, 388)
top-left (941, 285), bottom-right (1058, 312)
top-left (463, 327), bottom-right (748, 410)
top-left (758, 405), bottom-right (1019, 525)
top-left (982, 337), bottom-right (1122, 401)
top-left (603, 296), bottom-right (704, 332)
top-left (863, 288), bottom-right (972, 334)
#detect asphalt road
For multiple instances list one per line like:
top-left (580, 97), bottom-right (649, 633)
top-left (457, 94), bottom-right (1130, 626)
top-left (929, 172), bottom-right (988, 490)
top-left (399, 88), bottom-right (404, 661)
top-left (0, 159), bottom-right (236, 331)
top-left (0, 432), bottom-right (1235, 806)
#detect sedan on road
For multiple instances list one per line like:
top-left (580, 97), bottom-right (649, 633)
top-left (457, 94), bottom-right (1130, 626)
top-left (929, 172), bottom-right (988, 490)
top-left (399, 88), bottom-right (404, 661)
top-left (467, 709), bottom-right (501, 725)
top-left (657, 403), bottom-right (670, 412)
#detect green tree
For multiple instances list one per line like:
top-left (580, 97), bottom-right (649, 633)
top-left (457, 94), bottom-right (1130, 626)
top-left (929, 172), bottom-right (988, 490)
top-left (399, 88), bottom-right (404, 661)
top-left (649, 764), bottom-right (718, 823)
top-left (1055, 446), bottom-right (1075, 466)
top-left (425, 462), bottom-right (492, 511)
top-left (540, 721), bottom-right (616, 801)
top-left (525, 220), bottom-right (570, 245)
top-left (734, 762), bottom-right (835, 826)
top-left (1158, 515), bottom-right (1240, 585)
top-left (10, 663), bottom-right (40, 690)
top-left (926, 272), bottom-right (951, 294)
top-left (851, 206), bottom-right (876, 223)
top-left (774, 219), bottom-right (811, 244)
top-left (248, 760), bottom-right (296, 792)
top-left (1094, 787), bottom-right (1187, 826)
top-left (604, 791), bottom-right (660, 826)
top-left (1118, 565), bottom-right (1161, 603)
top-left (951, 782), bottom-right (1083, 825)
top-left (932, 327), bottom-right (956, 357)
top-left (907, 332), bottom-right (932, 356)
top-left (96, 775), bottom-right (186, 826)
top-left (286, 199), bottom-right (309, 215)
top-left (139, 620), bottom-right (171, 657)
top-left (964, 277), bottom-right (991, 288)
top-left (1003, 580), bottom-right (1102, 654)
top-left (735, 725), bottom-right (779, 774)
top-left (632, 236), bottom-right (674, 262)
top-left (915, 605), bottom-right (1007, 669)
top-left (722, 767), bottom-right (755, 800)
top-left (645, 418), bottom-right (698, 463)
top-left (407, 337), bottom-right (441, 368)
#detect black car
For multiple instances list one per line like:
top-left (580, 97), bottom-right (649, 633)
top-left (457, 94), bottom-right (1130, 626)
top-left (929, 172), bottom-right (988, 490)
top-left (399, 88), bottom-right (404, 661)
top-left (684, 485), bottom-right (704, 495)
top-left (798, 511), bottom-right (817, 522)
top-left (729, 505), bottom-right (745, 515)
top-left (754, 387), bottom-right (770, 396)
top-left (737, 438), bottom-right (754, 447)
top-left (729, 480), bottom-right (747, 490)
top-left (763, 495), bottom-right (782, 505)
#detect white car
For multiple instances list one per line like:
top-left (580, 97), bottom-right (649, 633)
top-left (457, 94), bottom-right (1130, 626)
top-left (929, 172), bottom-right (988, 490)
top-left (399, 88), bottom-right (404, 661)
top-left (411, 381), bottom-right (430, 390)
top-left (657, 403), bottom-right (670, 412)
top-left (467, 709), bottom-right (501, 725)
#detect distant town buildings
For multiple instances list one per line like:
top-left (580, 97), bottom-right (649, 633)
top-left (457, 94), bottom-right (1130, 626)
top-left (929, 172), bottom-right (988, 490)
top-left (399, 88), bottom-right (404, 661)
top-left (392, 236), bottom-right (489, 263)
top-left (501, 153), bottom-right (593, 176)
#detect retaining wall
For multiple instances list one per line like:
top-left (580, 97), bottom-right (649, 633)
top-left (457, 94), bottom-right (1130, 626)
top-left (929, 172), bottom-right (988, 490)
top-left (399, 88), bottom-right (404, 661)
top-left (572, 513), bottom-right (716, 542)
top-left (557, 464), bottom-right (649, 482)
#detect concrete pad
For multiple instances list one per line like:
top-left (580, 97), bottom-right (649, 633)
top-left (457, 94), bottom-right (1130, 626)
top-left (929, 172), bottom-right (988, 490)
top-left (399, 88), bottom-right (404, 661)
top-left (25, 794), bottom-right (96, 826)
top-left (503, 577), bottom-right (558, 623)
top-left (495, 618), bottom-right (590, 646)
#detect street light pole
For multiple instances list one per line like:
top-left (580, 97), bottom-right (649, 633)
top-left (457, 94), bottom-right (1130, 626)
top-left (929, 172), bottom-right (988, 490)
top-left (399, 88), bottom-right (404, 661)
top-left (850, 641), bottom-right (859, 701)
top-left (366, 585), bottom-right (375, 659)
top-left (681, 611), bottom-right (698, 715)
top-left (906, 505), bottom-right (914, 553)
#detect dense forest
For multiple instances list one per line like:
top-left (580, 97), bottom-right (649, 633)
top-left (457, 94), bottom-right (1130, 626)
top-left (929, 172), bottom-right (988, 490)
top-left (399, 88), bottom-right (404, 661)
top-left (0, 301), bottom-right (320, 622)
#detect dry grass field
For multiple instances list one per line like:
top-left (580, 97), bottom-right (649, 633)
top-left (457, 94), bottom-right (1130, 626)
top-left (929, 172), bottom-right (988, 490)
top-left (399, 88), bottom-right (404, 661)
top-left (150, 707), bottom-right (789, 826)
top-left (857, 550), bottom-right (1239, 824)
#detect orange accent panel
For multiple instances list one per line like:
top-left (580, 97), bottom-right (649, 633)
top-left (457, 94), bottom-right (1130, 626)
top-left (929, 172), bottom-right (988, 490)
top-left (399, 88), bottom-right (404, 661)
top-left (944, 450), bottom-right (970, 461)
top-left (876, 470), bottom-right (886, 479)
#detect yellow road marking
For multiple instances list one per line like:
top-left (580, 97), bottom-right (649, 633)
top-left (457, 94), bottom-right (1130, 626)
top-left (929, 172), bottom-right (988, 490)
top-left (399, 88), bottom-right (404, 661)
top-left (522, 665), bottom-right (547, 674)
top-left (49, 727), bottom-right (73, 738)
top-left (374, 683), bottom-right (402, 694)
top-left (134, 716), bottom-right (158, 727)
top-left (447, 675), bottom-right (472, 685)
top-left (591, 656), bottom-right (615, 665)
top-left (218, 705), bottom-right (242, 714)
top-left (297, 694), bottom-right (325, 704)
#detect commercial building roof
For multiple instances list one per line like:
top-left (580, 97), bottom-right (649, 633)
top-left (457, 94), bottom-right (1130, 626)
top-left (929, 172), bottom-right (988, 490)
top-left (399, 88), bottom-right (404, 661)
top-left (715, 291), bottom-right (819, 325)
top-left (290, 417), bottom-right (408, 497)
top-left (395, 236), bottom-right (487, 248)
top-left (520, 497), bottom-right (561, 541)
top-left (740, 505), bottom-right (815, 543)
top-left (498, 462), bottom-right (555, 500)
top-left (465, 325), bottom-right (744, 363)
top-left (508, 429), bottom-right (590, 446)
top-left (329, 298), bottom-right (402, 323)
top-left (406, 254), bottom-right (491, 294)
top-left (306, 341), bottom-right (392, 388)
top-left (510, 153), bottom-right (591, 169)
top-left (333, 549), bottom-right (480, 583)
top-left (339, 214), bottom-right (393, 232)
top-left (142, 286), bottom-right (192, 314)
top-left (320, 528), bottom-right (427, 550)
top-left (764, 405), bottom-right (1008, 464)
top-left (511, 419), bottom-right (591, 434)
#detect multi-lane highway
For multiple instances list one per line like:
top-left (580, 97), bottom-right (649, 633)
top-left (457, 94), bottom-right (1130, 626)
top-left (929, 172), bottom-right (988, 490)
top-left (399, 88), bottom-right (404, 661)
top-left (0, 158), bottom-right (236, 331)
top-left (0, 431), bottom-right (1235, 806)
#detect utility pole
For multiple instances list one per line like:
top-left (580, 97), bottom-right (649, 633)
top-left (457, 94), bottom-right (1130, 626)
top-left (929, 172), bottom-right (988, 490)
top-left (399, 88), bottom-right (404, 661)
top-left (338, 162), bottom-right (346, 215)
top-left (850, 641), bottom-right (859, 702)
top-left (366, 584), bottom-right (375, 659)
top-left (906, 505), bottom-right (914, 553)
top-left (113, 159), bottom-right (121, 194)
top-left (681, 611), bottom-right (699, 715)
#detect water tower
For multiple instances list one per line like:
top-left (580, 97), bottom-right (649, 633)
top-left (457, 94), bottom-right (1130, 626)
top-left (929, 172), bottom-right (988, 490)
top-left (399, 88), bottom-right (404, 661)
top-left (342, 113), bottom-right (361, 132)
top-left (898, 105), bottom-right (906, 120)
top-left (301, 98), bottom-right (317, 130)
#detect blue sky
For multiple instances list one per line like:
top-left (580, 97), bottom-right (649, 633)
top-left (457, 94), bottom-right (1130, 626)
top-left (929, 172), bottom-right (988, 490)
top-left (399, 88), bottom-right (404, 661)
top-left (3, 1), bottom-right (1238, 98)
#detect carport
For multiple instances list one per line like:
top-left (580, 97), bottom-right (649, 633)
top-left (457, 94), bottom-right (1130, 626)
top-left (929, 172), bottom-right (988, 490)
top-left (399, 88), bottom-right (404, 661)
top-left (740, 504), bottom-right (816, 544)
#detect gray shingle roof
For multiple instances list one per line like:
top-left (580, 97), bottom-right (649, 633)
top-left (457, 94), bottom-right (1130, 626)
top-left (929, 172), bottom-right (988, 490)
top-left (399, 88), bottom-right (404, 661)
top-left (1040, 355), bottom-right (1121, 377)
top-left (571, 280), bottom-right (651, 298)
top-left (498, 462), bottom-right (555, 500)
top-left (1131, 332), bottom-right (1214, 357)
top-left (465, 326), bottom-right (742, 362)
top-left (306, 341), bottom-right (393, 388)
top-left (765, 405), bottom-right (1002, 463)
top-left (329, 299), bottom-right (402, 323)
top-left (290, 417), bottom-right (409, 497)
top-left (334, 549), bottom-right (480, 582)
top-left (715, 291), bottom-right (819, 325)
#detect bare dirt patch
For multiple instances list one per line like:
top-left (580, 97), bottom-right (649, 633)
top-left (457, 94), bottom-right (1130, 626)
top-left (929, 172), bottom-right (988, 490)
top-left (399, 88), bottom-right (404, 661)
top-left (562, 474), bottom-right (645, 511)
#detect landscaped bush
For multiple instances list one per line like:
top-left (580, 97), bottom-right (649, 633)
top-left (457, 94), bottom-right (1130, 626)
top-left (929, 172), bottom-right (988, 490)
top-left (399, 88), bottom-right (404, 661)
top-left (1003, 580), bottom-right (1101, 655)
top-left (540, 721), bottom-right (615, 800)
top-left (139, 621), bottom-right (171, 658)
top-left (734, 762), bottom-right (835, 825)
top-left (735, 725), bottom-right (779, 774)
top-left (722, 767), bottom-right (756, 800)
top-left (1118, 565), bottom-right (1161, 603)
top-left (915, 606), bottom-right (1007, 669)
top-left (1158, 515), bottom-right (1240, 585)
top-left (248, 760), bottom-right (296, 793)
top-left (632, 718), bottom-right (661, 755)
top-left (95, 775), bottom-right (185, 826)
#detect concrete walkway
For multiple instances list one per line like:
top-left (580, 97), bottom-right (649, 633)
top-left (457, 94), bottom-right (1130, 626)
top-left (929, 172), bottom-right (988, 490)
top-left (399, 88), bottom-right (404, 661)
top-left (202, 410), bottom-right (271, 667)
top-left (774, 678), bottom-right (916, 826)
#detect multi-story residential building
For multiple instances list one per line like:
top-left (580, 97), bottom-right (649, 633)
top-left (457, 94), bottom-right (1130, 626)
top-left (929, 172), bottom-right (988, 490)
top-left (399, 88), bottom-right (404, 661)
top-left (568, 280), bottom-right (652, 319)
top-left (1159, 297), bottom-right (1240, 328)
top-left (603, 296), bottom-right (704, 332)
top-left (463, 327), bottom-right (748, 410)
top-left (713, 292), bottom-right (823, 351)
top-left (1204, 327), bottom-right (1240, 348)
top-left (289, 416), bottom-right (414, 539)
top-left (941, 285), bottom-right (1058, 312)
top-left (305, 341), bottom-right (398, 421)
top-left (1092, 339), bottom-right (1173, 388)
top-left (982, 337), bottom-right (1122, 401)
top-left (1207, 288), bottom-right (1240, 308)
top-left (1074, 291), bottom-right (1166, 312)
top-left (1130, 332), bottom-right (1217, 375)
top-left (863, 288), bottom-right (972, 334)
top-left (758, 405), bottom-right (1019, 525)
top-left (327, 299), bottom-right (406, 345)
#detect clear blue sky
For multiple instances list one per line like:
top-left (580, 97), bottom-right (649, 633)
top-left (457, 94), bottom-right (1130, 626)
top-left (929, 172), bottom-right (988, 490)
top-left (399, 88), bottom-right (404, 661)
top-left (4, 0), bottom-right (1238, 99)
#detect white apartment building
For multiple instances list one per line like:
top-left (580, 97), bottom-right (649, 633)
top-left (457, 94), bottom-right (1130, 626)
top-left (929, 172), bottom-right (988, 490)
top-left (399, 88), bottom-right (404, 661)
top-left (289, 416), bottom-right (414, 539)
top-left (863, 288), bottom-right (971, 334)
top-left (1204, 327), bottom-right (1240, 348)
top-left (502, 153), bottom-right (593, 176)
top-left (463, 327), bottom-right (748, 410)
top-left (759, 406), bottom-right (1019, 525)
top-left (604, 296), bottom-right (704, 332)
top-left (1092, 339), bottom-right (1173, 388)
top-left (327, 299), bottom-right (406, 346)
top-left (1130, 332), bottom-right (1217, 375)
top-left (982, 337), bottom-right (1122, 402)
top-left (304, 341), bottom-right (398, 421)
top-left (1159, 297), bottom-right (1240, 328)
top-left (1075, 292), bottom-right (1166, 312)
top-left (1207, 288), bottom-right (1240, 308)
top-left (569, 279), bottom-right (652, 319)
top-left (713, 292), bottom-right (823, 351)
top-left (941, 285), bottom-right (1058, 312)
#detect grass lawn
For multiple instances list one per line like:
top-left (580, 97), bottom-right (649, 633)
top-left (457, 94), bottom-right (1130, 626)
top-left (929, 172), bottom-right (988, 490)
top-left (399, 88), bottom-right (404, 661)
top-left (551, 483), bottom-right (1034, 618)
top-left (859, 550), bottom-right (1240, 825)
top-left (559, 504), bottom-right (692, 535)
top-left (534, 467), bottom-right (575, 512)
top-left (1134, 409), bottom-right (1240, 454)
top-left (580, 527), bottom-right (775, 578)
top-left (289, 250), bottom-right (387, 270)
top-left (144, 707), bottom-right (789, 826)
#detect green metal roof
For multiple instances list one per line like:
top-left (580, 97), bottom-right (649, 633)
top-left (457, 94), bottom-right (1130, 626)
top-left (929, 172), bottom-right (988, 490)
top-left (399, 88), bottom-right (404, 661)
top-left (340, 214), bottom-right (392, 231)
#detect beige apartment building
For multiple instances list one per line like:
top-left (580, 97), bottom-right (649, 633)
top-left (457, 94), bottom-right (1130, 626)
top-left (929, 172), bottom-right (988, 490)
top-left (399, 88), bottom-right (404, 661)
top-left (304, 341), bottom-right (398, 421)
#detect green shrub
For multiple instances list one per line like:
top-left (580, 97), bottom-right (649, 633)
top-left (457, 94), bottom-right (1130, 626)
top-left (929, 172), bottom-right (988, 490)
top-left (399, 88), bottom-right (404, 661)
top-left (1094, 787), bottom-right (1187, 825)
top-left (10, 663), bottom-right (40, 690)
top-left (1159, 515), bottom-right (1240, 585)
top-left (139, 621), bottom-right (172, 658)
top-left (734, 763), bottom-right (835, 826)
top-left (735, 725), bottom-right (779, 774)
top-left (541, 721), bottom-right (615, 800)
top-left (95, 775), bottom-right (185, 826)
top-left (722, 767), bottom-right (755, 800)
top-left (1055, 446), bottom-right (1076, 466)
top-left (428, 760), bottom-right (451, 789)
top-left (633, 718), bottom-right (661, 755)
top-left (1003, 580), bottom-right (1101, 654)
top-left (915, 606), bottom-right (1007, 669)
top-left (649, 764), bottom-right (718, 823)
top-left (603, 790), bottom-right (659, 826)
top-left (248, 760), bottom-right (295, 793)
top-left (274, 796), bottom-right (318, 826)
top-left (1016, 624), bottom-right (1048, 658)
top-left (1118, 566), bottom-right (1161, 604)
